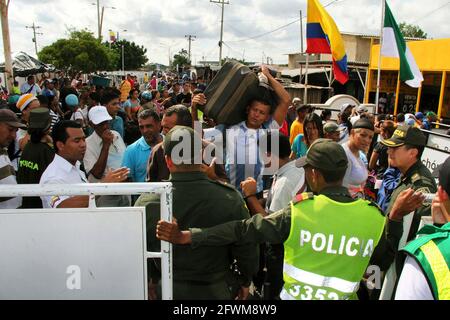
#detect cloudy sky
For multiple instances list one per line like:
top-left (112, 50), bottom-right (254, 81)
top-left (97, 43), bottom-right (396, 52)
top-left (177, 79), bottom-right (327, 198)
top-left (2, 0), bottom-right (449, 66)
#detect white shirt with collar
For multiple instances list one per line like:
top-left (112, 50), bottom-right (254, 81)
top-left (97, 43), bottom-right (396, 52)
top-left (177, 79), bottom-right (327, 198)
top-left (266, 161), bottom-right (305, 213)
top-left (39, 154), bottom-right (88, 208)
top-left (83, 130), bottom-right (126, 182)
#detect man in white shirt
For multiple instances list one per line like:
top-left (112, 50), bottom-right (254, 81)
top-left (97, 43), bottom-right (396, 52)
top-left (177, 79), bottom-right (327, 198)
top-left (40, 120), bottom-right (128, 208)
top-left (84, 106), bottom-right (128, 206)
top-left (20, 75), bottom-right (41, 96)
top-left (0, 109), bottom-right (27, 209)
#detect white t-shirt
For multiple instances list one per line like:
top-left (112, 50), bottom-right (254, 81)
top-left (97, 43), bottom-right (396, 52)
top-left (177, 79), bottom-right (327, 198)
top-left (39, 154), bottom-right (88, 208)
top-left (395, 256), bottom-right (434, 300)
top-left (266, 161), bottom-right (305, 213)
top-left (83, 130), bottom-right (126, 182)
top-left (0, 149), bottom-right (22, 209)
top-left (342, 142), bottom-right (368, 189)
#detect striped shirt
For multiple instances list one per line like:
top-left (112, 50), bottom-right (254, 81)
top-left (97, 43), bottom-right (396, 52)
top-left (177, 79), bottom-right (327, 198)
top-left (225, 119), bottom-right (280, 194)
top-left (0, 148), bottom-right (22, 209)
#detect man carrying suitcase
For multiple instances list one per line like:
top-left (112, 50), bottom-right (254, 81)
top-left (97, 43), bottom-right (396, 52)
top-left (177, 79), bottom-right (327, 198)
top-left (224, 66), bottom-right (291, 194)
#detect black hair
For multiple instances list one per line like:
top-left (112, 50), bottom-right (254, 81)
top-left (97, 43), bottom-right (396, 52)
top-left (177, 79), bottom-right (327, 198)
top-left (321, 110), bottom-right (332, 122)
top-left (397, 113), bottom-right (405, 123)
top-left (37, 95), bottom-right (49, 107)
top-left (27, 75), bottom-right (34, 81)
top-left (13, 81), bottom-right (18, 86)
top-left (89, 92), bottom-right (100, 103)
top-left (128, 88), bottom-right (139, 99)
top-left (315, 167), bottom-right (347, 184)
top-left (51, 120), bottom-right (82, 153)
top-left (100, 91), bottom-right (120, 105)
top-left (138, 109), bottom-right (160, 122)
top-left (265, 132), bottom-right (291, 159)
top-left (29, 128), bottom-right (47, 144)
top-left (303, 113), bottom-right (324, 146)
top-left (165, 105), bottom-right (193, 127)
top-left (405, 144), bottom-right (425, 160)
top-left (150, 90), bottom-right (159, 100)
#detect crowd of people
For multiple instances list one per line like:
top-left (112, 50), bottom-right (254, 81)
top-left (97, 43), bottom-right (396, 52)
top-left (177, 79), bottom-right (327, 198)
top-left (0, 67), bottom-right (449, 301)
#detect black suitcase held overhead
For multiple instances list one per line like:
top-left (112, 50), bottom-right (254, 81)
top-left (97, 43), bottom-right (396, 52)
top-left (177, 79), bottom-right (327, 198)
top-left (201, 61), bottom-right (259, 126)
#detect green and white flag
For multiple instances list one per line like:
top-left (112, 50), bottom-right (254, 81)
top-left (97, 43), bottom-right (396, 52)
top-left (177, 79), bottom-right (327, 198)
top-left (381, 1), bottom-right (423, 88)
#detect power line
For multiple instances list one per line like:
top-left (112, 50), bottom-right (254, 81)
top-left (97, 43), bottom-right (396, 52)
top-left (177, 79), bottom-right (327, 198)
top-left (25, 22), bottom-right (43, 56)
top-left (226, 0), bottom-right (340, 43)
top-left (410, 1), bottom-right (450, 24)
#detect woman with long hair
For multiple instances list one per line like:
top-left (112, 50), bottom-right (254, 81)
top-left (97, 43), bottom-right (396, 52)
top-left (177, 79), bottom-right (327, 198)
top-left (124, 88), bottom-right (141, 122)
top-left (290, 113), bottom-right (324, 159)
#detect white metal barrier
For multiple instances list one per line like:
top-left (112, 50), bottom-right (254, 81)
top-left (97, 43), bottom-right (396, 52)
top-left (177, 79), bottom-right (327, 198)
top-left (0, 183), bottom-right (172, 300)
top-left (379, 214), bottom-right (434, 300)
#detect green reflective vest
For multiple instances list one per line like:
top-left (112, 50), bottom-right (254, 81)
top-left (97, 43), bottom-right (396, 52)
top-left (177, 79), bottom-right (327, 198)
top-left (402, 223), bottom-right (450, 300)
top-left (282, 194), bottom-right (386, 300)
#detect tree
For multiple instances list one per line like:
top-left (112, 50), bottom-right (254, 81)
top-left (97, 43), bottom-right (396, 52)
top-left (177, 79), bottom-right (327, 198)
top-left (172, 49), bottom-right (190, 69)
top-left (399, 22), bottom-right (427, 39)
top-left (38, 29), bottom-right (118, 76)
top-left (108, 39), bottom-right (148, 70)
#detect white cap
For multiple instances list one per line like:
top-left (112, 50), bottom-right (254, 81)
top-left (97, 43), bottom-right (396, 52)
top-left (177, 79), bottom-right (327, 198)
top-left (292, 97), bottom-right (302, 105)
top-left (88, 106), bottom-right (112, 125)
top-left (340, 103), bottom-right (355, 114)
top-left (357, 105), bottom-right (368, 113)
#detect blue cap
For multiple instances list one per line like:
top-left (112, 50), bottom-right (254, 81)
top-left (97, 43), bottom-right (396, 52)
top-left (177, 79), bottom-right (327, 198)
top-left (65, 94), bottom-right (79, 106)
top-left (415, 112), bottom-right (424, 120)
top-left (7, 95), bottom-right (20, 104)
top-left (141, 91), bottom-right (152, 101)
top-left (406, 118), bottom-right (416, 126)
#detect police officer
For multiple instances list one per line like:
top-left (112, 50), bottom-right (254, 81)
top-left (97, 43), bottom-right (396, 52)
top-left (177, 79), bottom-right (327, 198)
top-left (157, 139), bottom-right (409, 300)
top-left (395, 157), bottom-right (450, 300)
top-left (135, 126), bottom-right (258, 300)
top-left (382, 125), bottom-right (437, 240)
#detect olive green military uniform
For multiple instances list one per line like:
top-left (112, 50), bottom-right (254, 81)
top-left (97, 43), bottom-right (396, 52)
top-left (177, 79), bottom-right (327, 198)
top-left (386, 160), bottom-right (437, 240)
top-left (382, 125), bottom-right (438, 241)
top-left (135, 171), bottom-right (259, 300)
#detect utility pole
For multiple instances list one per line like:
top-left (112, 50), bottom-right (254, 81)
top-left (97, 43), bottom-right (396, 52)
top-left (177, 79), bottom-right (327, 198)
top-left (25, 22), bottom-right (43, 56)
top-left (210, 0), bottom-right (229, 66)
top-left (96, 0), bottom-right (101, 40)
top-left (0, 0), bottom-right (13, 92)
top-left (184, 34), bottom-right (196, 64)
top-left (300, 10), bottom-right (303, 85)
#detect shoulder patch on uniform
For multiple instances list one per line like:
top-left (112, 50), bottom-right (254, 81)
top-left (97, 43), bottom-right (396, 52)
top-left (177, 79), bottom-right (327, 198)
top-left (213, 179), bottom-right (237, 191)
top-left (368, 201), bottom-right (386, 217)
top-left (411, 173), bottom-right (421, 184)
top-left (292, 192), bottom-right (314, 205)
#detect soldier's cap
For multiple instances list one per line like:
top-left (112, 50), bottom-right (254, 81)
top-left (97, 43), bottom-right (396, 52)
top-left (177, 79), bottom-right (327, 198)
top-left (0, 109), bottom-right (26, 129)
top-left (295, 139), bottom-right (348, 172)
top-left (439, 157), bottom-right (450, 196)
top-left (163, 125), bottom-right (202, 164)
top-left (323, 122), bottom-right (342, 134)
top-left (28, 108), bottom-right (51, 130)
top-left (381, 125), bottom-right (426, 148)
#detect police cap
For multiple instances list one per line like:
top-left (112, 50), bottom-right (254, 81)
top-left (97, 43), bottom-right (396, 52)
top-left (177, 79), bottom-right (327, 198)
top-left (381, 125), bottom-right (426, 148)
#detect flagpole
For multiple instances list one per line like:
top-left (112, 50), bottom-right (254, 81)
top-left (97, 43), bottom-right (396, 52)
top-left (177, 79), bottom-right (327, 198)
top-left (375, 0), bottom-right (386, 115)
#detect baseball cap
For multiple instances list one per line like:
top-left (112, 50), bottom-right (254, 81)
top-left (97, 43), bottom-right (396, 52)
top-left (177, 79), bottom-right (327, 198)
top-left (353, 118), bottom-right (375, 131)
top-left (323, 122), bottom-right (341, 134)
top-left (17, 94), bottom-right (38, 112)
top-left (0, 109), bottom-right (27, 128)
top-left (141, 91), bottom-right (152, 101)
top-left (415, 112), bottom-right (424, 120)
top-left (292, 97), bottom-right (302, 105)
top-left (295, 139), bottom-right (348, 172)
top-left (28, 108), bottom-right (51, 130)
top-left (163, 126), bottom-right (202, 164)
top-left (340, 103), bottom-right (355, 114)
top-left (357, 105), bottom-right (368, 114)
top-left (65, 94), bottom-right (79, 107)
top-left (439, 157), bottom-right (450, 195)
top-left (88, 106), bottom-right (112, 125)
top-left (381, 125), bottom-right (426, 148)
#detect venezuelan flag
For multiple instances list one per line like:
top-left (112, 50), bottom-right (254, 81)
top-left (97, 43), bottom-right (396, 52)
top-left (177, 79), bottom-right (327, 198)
top-left (306, 0), bottom-right (348, 84)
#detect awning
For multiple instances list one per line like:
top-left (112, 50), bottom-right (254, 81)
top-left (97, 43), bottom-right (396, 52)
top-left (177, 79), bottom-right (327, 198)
top-left (0, 52), bottom-right (56, 77)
